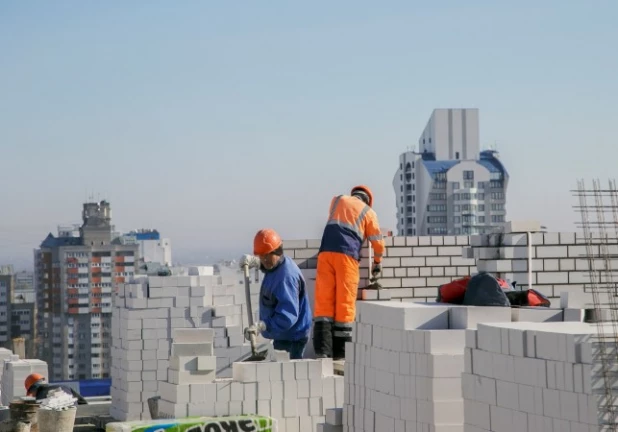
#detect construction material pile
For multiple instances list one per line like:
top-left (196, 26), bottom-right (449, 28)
top-left (38, 388), bottom-right (76, 411)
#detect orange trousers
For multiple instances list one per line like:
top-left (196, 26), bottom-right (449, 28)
top-left (314, 251), bottom-right (360, 324)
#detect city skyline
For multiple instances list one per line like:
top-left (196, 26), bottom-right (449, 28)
top-left (2, 1), bottom-right (617, 268)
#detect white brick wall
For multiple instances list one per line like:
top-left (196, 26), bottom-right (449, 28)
top-left (110, 271), bottom-right (270, 421)
top-left (285, 231), bottom-right (614, 306)
top-left (462, 321), bottom-right (605, 431)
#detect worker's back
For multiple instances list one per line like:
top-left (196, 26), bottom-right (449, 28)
top-left (319, 194), bottom-right (375, 260)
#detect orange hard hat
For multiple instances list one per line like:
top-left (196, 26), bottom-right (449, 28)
top-left (253, 229), bottom-right (283, 255)
top-left (351, 185), bottom-right (374, 207)
top-left (25, 373), bottom-right (45, 392)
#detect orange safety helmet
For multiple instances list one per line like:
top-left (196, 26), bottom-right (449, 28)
top-left (253, 229), bottom-right (283, 255)
top-left (351, 185), bottom-right (374, 207)
top-left (25, 373), bottom-right (45, 393)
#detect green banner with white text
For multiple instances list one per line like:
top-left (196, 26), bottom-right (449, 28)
top-left (106, 415), bottom-right (277, 432)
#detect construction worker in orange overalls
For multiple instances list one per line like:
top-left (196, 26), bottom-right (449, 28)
top-left (313, 185), bottom-right (386, 359)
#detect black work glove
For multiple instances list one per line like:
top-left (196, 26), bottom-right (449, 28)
top-left (371, 261), bottom-right (382, 277)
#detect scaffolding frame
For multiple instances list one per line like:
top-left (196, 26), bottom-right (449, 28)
top-left (573, 178), bottom-right (618, 429)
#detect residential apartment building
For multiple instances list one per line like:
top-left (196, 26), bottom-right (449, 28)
top-left (0, 267), bottom-right (13, 348)
top-left (393, 108), bottom-right (509, 236)
top-left (0, 266), bottom-right (37, 357)
top-left (35, 200), bottom-right (139, 381)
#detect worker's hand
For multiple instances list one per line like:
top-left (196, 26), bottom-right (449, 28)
top-left (243, 321), bottom-right (267, 341)
top-left (239, 254), bottom-right (260, 269)
top-left (371, 261), bottom-right (382, 277)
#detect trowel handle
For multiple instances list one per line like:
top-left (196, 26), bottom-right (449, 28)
top-left (243, 264), bottom-right (255, 328)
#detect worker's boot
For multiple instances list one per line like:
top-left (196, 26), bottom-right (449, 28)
top-left (312, 320), bottom-right (333, 358)
top-left (333, 323), bottom-right (353, 360)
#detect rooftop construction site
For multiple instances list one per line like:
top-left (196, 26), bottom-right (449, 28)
top-left (0, 179), bottom-right (615, 432)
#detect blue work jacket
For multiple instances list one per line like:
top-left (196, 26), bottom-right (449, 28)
top-left (259, 256), bottom-right (312, 341)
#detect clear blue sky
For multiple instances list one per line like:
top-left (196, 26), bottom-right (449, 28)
top-left (1, 1), bottom-right (617, 267)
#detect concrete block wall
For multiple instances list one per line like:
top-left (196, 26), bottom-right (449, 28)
top-left (157, 325), bottom-right (343, 432)
top-left (285, 230), bottom-right (616, 304)
top-left (341, 301), bottom-right (590, 432)
top-left (110, 273), bottom-right (271, 421)
top-left (467, 231), bottom-right (613, 306)
top-left (284, 236), bottom-right (476, 302)
top-left (0, 348), bottom-right (14, 384)
top-left (462, 321), bottom-right (603, 431)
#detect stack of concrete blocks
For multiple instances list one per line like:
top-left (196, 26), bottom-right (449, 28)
top-left (317, 408), bottom-right (344, 432)
top-left (110, 273), bottom-right (270, 421)
top-left (343, 301), bottom-right (468, 431)
top-left (0, 358), bottom-right (48, 406)
top-left (0, 348), bottom-right (13, 381)
top-left (462, 321), bottom-right (606, 431)
top-left (285, 237), bottom-right (476, 302)
top-left (157, 328), bottom-right (218, 419)
top-left (341, 299), bottom-right (587, 432)
top-left (157, 328), bottom-right (344, 432)
top-left (230, 358), bottom-right (343, 432)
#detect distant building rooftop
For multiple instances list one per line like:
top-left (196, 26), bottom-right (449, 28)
top-left (40, 233), bottom-right (83, 248)
top-left (420, 149), bottom-right (508, 179)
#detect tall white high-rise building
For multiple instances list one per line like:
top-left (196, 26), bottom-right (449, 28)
top-left (393, 108), bottom-right (509, 236)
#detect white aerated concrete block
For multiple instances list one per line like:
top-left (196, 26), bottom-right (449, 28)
top-left (449, 306), bottom-right (512, 329)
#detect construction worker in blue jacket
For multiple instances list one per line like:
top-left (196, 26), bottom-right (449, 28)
top-left (240, 228), bottom-right (313, 359)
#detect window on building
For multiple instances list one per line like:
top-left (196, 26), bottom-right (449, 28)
top-left (478, 216), bottom-right (485, 223)
top-left (454, 216), bottom-right (461, 223)
top-left (428, 227), bottom-right (447, 235)
top-left (463, 170), bottom-right (474, 180)
top-left (452, 182), bottom-right (460, 190)
top-left (455, 151), bottom-right (460, 159)
top-left (427, 216), bottom-right (447, 224)
top-left (478, 204), bottom-right (485, 211)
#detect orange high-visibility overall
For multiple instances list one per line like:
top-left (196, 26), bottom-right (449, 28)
top-left (313, 194), bottom-right (385, 357)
